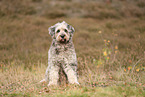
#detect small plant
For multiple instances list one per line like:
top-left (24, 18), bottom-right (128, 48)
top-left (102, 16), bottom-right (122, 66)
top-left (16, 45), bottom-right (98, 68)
top-left (93, 30), bottom-right (118, 68)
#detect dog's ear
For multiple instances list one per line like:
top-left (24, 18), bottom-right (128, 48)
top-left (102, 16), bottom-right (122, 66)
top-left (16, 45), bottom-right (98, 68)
top-left (48, 26), bottom-right (55, 36)
top-left (67, 24), bottom-right (75, 34)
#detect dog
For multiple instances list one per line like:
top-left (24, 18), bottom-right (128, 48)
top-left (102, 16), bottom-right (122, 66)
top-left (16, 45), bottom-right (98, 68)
top-left (40, 21), bottom-right (79, 86)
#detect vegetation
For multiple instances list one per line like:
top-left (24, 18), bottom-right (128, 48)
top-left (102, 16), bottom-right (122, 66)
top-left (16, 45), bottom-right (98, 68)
top-left (0, 0), bottom-right (145, 96)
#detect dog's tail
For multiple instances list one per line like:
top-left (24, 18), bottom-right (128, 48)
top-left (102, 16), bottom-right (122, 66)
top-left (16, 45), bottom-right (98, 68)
top-left (39, 79), bottom-right (46, 83)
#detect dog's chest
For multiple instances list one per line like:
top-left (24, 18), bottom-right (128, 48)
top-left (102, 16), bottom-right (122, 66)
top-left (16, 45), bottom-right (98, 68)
top-left (49, 42), bottom-right (75, 61)
top-left (55, 45), bottom-right (72, 56)
top-left (51, 42), bottom-right (73, 54)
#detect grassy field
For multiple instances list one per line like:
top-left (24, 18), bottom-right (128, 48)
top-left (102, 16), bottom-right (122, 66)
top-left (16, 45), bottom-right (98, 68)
top-left (0, 0), bottom-right (145, 96)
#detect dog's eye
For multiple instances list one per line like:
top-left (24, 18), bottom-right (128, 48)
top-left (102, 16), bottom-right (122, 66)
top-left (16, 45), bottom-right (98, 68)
top-left (64, 29), bottom-right (68, 33)
top-left (57, 30), bottom-right (60, 33)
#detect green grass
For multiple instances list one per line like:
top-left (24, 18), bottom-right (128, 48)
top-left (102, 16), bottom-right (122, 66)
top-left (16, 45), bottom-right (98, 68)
top-left (0, 0), bottom-right (145, 96)
top-left (1, 85), bottom-right (144, 97)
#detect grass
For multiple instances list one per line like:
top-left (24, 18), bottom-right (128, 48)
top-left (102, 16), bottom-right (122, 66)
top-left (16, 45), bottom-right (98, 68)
top-left (0, 0), bottom-right (145, 96)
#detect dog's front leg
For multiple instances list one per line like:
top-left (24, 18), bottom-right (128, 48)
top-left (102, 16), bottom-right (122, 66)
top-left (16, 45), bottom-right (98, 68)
top-left (63, 64), bottom-right (79, 85)
top-left (47, 64), bottom-right (59, 86)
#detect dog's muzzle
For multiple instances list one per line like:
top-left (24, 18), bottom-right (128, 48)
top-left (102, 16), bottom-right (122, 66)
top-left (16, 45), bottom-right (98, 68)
top-left (60, 34), bottom-right (65, 39)
top-left (60, 34), bottom-right (67, 43)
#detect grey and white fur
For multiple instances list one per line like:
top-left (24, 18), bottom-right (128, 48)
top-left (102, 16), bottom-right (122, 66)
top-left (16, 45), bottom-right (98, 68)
top-left (40, 21), bottom-right (79, 86)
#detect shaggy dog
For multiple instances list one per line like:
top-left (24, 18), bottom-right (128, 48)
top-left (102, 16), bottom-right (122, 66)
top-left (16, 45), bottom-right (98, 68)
top-left (40, 21), bottom-right (79, 86)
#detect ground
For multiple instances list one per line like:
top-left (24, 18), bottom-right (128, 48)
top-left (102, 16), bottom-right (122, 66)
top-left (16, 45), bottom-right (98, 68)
top-left (0, 0), bottom-right (145, 97)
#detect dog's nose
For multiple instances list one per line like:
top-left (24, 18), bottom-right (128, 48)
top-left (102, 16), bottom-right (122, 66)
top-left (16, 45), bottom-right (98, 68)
top-left (60, 34), bottom-right (65, 38)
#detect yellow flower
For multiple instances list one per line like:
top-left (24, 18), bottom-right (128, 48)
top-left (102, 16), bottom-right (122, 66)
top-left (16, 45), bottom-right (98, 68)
top-left (108, 40), bottom-right (110, 43)
top-left (115, 45), bottom-right (118, 49)
top-left (136, 68), bottom-right (140, 72)
top-left (127, 66), bottom-right (132, 71)
top-left (115, 51), bottom-right (118, 54)
top-left (124, 69), bottom-right (126, 72)
top-left (107, 57), bottom-right (110, 59)
top-left (103, 51), bottom-right (107, 56)
top-left (89, 74), bottom-right (92, 77)
top-left (98, 31), bottom-right (102, 34)
top-left (128, 67), bottom-right (131, 70)
top-left (104, 40), bottom-right (106, 42)
top-left (97, 65), bottom-right (100, 68)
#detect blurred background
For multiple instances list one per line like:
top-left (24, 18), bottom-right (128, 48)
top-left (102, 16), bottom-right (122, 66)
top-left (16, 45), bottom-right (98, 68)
top-left (0, 0), bottom-right (145, 96)
top-left (0, 0), bottom-right (145, 64)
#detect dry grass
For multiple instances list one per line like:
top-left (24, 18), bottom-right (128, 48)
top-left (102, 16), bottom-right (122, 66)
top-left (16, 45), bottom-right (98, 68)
top-left (0, 0), bottom-right (145, 96)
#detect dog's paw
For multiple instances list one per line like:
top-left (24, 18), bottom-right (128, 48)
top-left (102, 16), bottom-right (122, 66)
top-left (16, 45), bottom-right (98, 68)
top-left (75, 81), bottom-right (80, 85)
top-left (47, 82), bottom-right (58, 87)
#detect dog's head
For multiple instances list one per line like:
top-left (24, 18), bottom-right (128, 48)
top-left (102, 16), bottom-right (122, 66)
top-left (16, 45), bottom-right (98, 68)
top-left (48, 21), bottom-right (75, 43)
